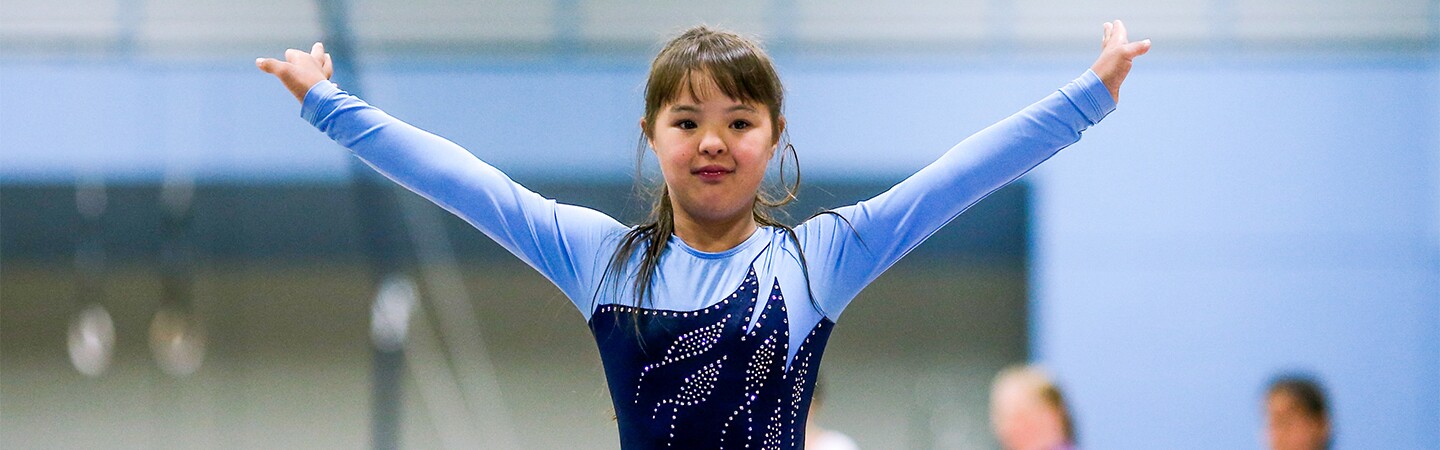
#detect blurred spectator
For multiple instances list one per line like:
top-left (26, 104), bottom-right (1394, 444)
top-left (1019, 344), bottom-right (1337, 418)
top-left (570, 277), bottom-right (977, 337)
top-left (990, 365), bottom-right (1076, 450)
top-left (1264, 374), bottom-right (1331, 450)
top-left (806, 380), bottom-right (860, 450)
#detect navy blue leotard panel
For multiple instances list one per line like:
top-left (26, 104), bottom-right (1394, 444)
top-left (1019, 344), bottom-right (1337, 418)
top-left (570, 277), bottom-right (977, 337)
top-left (591, 266), bottom-right (834, 449)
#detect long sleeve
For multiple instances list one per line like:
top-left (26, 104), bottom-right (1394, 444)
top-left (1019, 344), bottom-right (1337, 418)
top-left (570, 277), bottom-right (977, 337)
top-left (302, 80), bottom-right (626, 313)
top-left (796, 69), bottom-right (1116, 319)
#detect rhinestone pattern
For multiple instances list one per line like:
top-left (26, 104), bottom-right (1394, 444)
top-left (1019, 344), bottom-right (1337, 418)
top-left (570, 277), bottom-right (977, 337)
top-left (591, 267), bottom-right (836, 449)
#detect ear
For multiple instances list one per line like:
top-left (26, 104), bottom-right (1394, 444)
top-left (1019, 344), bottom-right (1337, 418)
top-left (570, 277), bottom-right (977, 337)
top-left (770, 115), bottom-right (787, 155)
top-left (640, 118), bottom-right (656, 153)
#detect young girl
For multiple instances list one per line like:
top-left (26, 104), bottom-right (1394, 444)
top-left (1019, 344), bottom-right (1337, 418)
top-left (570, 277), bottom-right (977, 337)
top-left (258, 22), bottom-right (1148, 449)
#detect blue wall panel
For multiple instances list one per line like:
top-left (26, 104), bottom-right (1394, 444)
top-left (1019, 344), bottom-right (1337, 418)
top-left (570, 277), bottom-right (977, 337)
top-left (1031, 61), bottom-right (1439, 449)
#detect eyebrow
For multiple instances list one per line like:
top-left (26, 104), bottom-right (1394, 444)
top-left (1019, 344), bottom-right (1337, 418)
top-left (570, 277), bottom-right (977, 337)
top-left (668, 104), bottom-right (758, 113)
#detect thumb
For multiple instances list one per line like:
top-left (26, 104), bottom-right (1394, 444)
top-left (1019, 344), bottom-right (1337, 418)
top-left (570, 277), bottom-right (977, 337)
top-left (1124, 39), bottom-right (1152, 58)
top-left (255, 57), bottom-right (287, 75)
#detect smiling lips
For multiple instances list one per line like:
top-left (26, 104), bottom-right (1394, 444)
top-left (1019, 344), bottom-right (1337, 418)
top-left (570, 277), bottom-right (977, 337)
top-left (692, 165), bottom-right (733, 182)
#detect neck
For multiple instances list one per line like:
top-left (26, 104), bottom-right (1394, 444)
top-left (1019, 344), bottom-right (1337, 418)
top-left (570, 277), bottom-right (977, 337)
top-left (671, 209), bottom-right (759, 253)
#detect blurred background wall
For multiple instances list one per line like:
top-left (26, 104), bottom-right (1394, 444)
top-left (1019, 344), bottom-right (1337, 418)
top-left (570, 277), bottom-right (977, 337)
top-left (1, 0), bottom-right (1437, 449)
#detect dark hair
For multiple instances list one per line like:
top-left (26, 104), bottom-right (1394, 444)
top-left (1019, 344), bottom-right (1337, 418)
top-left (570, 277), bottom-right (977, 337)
top-left (1043, 383), bottom-right (1077, 444)
top-left (596, 25), bottom-right (816, 314)
top-left (1267, 375), bottom-right (1329, 421)
top-left (1266, 374), bottom-right (1332, 449)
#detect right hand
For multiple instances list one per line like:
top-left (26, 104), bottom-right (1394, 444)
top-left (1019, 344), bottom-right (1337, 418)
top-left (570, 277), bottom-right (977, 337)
top-left (1088, 20), bottom-right (1150, 103)
top-left (256, 42), bottom-right (334, 104)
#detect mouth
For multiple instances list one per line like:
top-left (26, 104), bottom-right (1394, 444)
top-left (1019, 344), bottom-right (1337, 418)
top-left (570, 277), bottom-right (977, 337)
top-left (691, 165), bottom-right (734, 181)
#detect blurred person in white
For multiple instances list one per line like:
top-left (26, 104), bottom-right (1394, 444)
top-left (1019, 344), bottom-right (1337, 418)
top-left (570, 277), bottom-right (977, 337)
top-left (805, 380), bottom-right (859, 450)
top-left (1264, 374), bottom-right (1331, 450)
top-left (990, 365), bottom-right (1076, 450)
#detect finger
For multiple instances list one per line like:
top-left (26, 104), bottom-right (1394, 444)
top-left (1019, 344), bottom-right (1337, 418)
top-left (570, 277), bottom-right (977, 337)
top-left (323, 53), bottom-right (334, 79)
top-left (311, 42), bottom-right (325, 63)
top-left (1111, 20), bottom-right (1129, 45)
top-left (284, 48), bottom-right (307, 65)
top-left (255, 57), bottom-right (288, 75)
top-left (1124, 39), bottom-right (1152, 58)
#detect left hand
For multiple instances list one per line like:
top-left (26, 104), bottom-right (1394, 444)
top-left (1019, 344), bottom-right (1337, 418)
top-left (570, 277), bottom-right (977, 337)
top-left (256, 42), bottom-right (335, 104)
top-left (1089, 20), bottom-right (1150, 103)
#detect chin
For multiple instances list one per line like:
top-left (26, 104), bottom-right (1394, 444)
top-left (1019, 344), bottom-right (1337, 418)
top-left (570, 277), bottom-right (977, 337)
top-left (686, 201), bottom-right (751, 223)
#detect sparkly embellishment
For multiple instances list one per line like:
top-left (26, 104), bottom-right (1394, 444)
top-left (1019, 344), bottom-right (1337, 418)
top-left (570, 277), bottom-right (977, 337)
top-left (655, 358), bottom-right (721, 413)
top-left (633, 317), bottom-right (729, 404)
top-left (591, 268), bottom-right (835, 448)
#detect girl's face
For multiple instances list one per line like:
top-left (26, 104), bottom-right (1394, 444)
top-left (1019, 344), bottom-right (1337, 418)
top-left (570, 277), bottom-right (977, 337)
top-left (646, 73), bottom-right (783, 226)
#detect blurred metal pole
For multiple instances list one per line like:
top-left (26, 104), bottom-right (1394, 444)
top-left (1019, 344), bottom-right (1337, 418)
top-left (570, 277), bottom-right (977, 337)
top-left (314, 2), bottom-right (520, 448)
top-left (395, 192), bottom-right (522, 449)
top-left (314, 1), bottom-right (411, 448)
top-left (68, 175), bottom-right (116, 378)
top-left (151, 171), bottom-right (206, 378)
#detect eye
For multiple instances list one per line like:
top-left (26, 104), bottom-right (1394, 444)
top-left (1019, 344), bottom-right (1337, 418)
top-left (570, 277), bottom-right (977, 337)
top-left (674, 119), bottom-right (697, 130)
top-left (730, 120), bottom-right (752, 130)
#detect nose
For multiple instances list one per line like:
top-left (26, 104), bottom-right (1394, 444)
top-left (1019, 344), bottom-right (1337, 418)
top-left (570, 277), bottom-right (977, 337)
top-left (698, 128), bottom-right (726, 156)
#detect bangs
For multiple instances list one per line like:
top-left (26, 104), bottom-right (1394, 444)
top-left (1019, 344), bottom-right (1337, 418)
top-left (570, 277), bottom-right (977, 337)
top-left (661, 63), bottom-right (768, 107)
top-left (646, 31), bottom-right (781, 114)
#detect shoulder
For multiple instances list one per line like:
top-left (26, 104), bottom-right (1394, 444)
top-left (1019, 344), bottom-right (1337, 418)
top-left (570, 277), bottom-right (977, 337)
top-left (794, 210), bottom-right (842, 242)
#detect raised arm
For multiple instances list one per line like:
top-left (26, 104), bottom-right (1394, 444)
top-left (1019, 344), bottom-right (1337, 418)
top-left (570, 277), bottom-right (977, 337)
top-left (257, 44), bottom-right (625, 313)
top-left (798, 21), bottom-right (1150, 319)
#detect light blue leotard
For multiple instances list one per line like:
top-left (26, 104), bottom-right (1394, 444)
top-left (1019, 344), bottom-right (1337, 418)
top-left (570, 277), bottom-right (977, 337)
top-left (302, 70), bottom-right (1114, 449)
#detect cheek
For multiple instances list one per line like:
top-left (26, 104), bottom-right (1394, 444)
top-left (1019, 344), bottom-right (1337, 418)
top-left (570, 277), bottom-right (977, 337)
top-left (651, 138), bottom-right (691, 175)
top-left (737, 136), bottom-right (775, 169)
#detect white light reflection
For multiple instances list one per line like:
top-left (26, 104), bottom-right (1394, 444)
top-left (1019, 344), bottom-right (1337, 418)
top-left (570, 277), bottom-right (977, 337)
top-left (371, 275), bottom-right (418, 352)
top-left (67, 304), bottom-right (116, 377)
